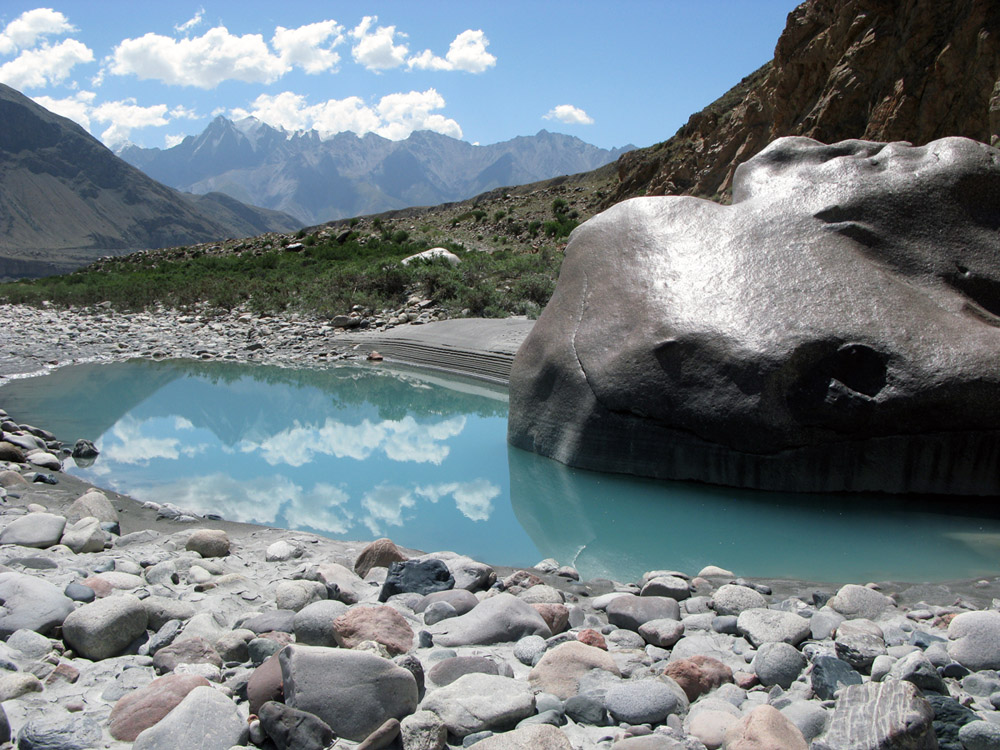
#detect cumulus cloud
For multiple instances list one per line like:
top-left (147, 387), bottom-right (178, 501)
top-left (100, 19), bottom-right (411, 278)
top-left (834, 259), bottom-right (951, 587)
top-left (234, 87), bottom-right (461, 140)
top-left (544, 104), bottom-right (594, 125)
top-left (416, 479), bottom-right (500, 522)
top-left (350, 15), bottom-right (408, 71)
top-left (361, 484), bottom-right (416, 536)
top-left (174, 8), bottom-right (204, 34)
top-left (31, 90), bottom-right (96, 129)
top-left (408, 29), bottom-right (496, 73)
top-left (0, 38), bottom-right (93, 89)
top-left (101, 416), bottom-right (207, 465)
top-left (0, 8), bottom-right (75, 54)
top-left (272, 20), bottom-right (344, 74)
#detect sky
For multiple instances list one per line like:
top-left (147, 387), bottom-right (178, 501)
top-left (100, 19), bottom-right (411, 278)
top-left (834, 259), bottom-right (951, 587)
top-left (0, 2), bottom-right (800, 152)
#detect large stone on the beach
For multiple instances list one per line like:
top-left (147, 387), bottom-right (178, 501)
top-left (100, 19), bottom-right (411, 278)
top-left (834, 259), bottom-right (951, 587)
top-left (827, 584), bottom-right (892, 620)
top-left (605, 678), bottom-right (685, 725)
top-left (737, 608), bottom-right (810, 647)
top-left (258, 700), bottom-right (334, 750)
top-left (62, 594), bottom-right (147, 660)
top-left (948, 610), bottom-right (1000, 671)
top-left (508, 136), bottom-right (1000, 495)
top-left (279, 644), bottom-right (418, 742)
top-left (528, 641), bottom-right (620, 699)
top-left (355, 538), bottom-right (407, 578)
top-left (811, 655), bottom-right (863, 701)
top-left (724, 705), bottom-right (808, 750)
top-left (960, 721), bottom-right (1000, 750)
top-left (428, 656), bottom-right (500, 687)
top-left (0, 571), bottom-right (74, 636)
top-left (661, 655), bottom-right (733, 701)
top-left (109, 673), bottom-right (210, 741)
top-left (606, 594), bottom-right (680, 632)
top-left (275, 579), bottom-right (327, 611)
top-left (813, 680), bottom-right (936, 750)
top-left (420, 672), bottom-right (534, 738)
top-left (66, 490), bottom-right (118, 525)
top-left (711, 584), bottom-right (767, 616)
top-left (315, 561), bottom-right (371, 604)
top-left (752, 642), bottom-right (806, 688)
top-left (185, 529), bottom-right (230, 557)
top-left (132, 685), bottom-right (246, 750)
top-left (151, 635), bottom-right (223, 673)
top-left (0, 511), bottom-right (65, 548)
top-left (60, 516), bottom-right (106, 553)
top-left (471, 725), bottom-right (573, 749)
top-left (0, 469), bottom-right (26, 487)
top-left (333, 605), bottom-right (414, 655)
top-left (293, 599), bottom-right (349, 647)
top-left (16, 713), bottom-right (102, 750)
top-left (379, 558), bottom-right (454, 602)
top-left (247, 650), bottom-right (286, 714)
top-left (415, 589), bottom-right (479, 616)
top-left (428, 592), bottom-right (551, 646)
top-left (0, 442), bottom-right (25, 463)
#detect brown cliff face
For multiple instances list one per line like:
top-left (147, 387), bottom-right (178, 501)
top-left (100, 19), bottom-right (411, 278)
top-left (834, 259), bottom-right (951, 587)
top-left (609, 0), bottom-right (1000, 205)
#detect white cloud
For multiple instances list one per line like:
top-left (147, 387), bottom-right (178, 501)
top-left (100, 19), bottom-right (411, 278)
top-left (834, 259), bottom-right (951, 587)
top-left (350, 15), bottom-right (408, 71)
top-left (544, 104), bottom-right (594, 125)
top-left (108, 26), bottom-right (288, 88)
top-left (361, 484), bottom-right (415, 536)
top-left (408, 29), bottom-right (496, 73)
top-left (416, 479), bottom-right (500, 522)
top-left (272, 20), bottom-right (343, 74)
top-left (0, 8), bottom-right (75, 55)
top-left (174, 416), bottom-right (194, 430)
top-left (0, 38), bottom-right (93, 89)
top-left (164, 133), bottom-right (185, 148)
top-left (101, 416), bottom-right (209, 464)
top-left (174, 9), bottom-right (204, 34)
top-left (235, 87), bottom-right (461, 141)
top-left (31, 90), bottom-right (96, 129)
top-left (92, 99), bottom-right (172, 148)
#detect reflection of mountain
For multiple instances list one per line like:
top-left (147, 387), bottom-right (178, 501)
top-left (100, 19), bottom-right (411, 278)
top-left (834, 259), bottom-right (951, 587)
top-left (0, 359), bottom-right (506, 448)
top-left (506, 446), bottom-right (1000, 583)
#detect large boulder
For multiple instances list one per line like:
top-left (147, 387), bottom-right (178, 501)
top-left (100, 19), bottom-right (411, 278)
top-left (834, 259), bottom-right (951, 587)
top-left (62, 594), bottom-right (148, 661)
top-left (508, 136), bottom-right (1000, 494)
top-left (0, 572), bottom-right (74, 637)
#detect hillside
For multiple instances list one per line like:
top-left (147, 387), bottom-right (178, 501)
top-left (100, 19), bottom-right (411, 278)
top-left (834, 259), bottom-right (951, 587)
top-left (0, 84), bottom-right (299, 279)
top-left (608, 0), bottom-right (1000, 204)
top-left (118, 119), bottom-right (633, 225)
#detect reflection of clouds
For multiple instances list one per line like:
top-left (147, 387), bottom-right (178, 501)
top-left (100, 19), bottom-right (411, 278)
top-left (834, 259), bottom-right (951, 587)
top-left (102, 416), bottom-right (207, 466)
top-left (416, 479), bottom-right (499, 522)
top-left (240, 415), bottom-right (466, 468)
top-left (135, 473), bottom-right (355, 534)
top-left (361, 484), bottom-right (416, 536)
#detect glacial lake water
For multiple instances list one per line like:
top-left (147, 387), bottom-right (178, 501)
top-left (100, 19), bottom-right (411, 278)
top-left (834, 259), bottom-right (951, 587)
top-left (2, 359), bottom-right (1000, 584)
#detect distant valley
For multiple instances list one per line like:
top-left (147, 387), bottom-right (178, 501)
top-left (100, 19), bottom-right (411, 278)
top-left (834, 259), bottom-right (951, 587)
top-left (118, 119), bottom-right (634, 225)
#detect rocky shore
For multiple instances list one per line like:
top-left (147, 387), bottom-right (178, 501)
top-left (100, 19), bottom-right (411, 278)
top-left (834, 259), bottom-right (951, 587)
top-left (3, 307), bottom-right (1000, 749)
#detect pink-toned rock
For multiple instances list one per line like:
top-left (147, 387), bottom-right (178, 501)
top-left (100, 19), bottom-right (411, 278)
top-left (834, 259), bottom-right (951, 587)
top-left (734, 670), bottom-right (759, 689)
top-left (0, 470), bottom-right (27, 487)
top-left (532, 603), bottom-right (570, 634)
top-left (355, 538), bottom-right (407, 578)
top-left (109, 673), bottom-right (210, 740)
top-left (502, 570), bottom-right (544, 593)
top-left (528, 641), bottom-right (620, 699)
top-left (661, 655), bottom-right (733, 701)
top-left (334, 605), bottom-right (414, 655)
top-left (81, 576), bottom-right (113, 598)
top-left (152, 636), bottom-right (223, 674)
top-left (248, 649), bottom-right (286, 715)
top-left (577, 629), bottom-right (608, 650)
top-left (723, 704), bottom-right (808, 750)
top-left (258, 631), bottom-right (295, 648)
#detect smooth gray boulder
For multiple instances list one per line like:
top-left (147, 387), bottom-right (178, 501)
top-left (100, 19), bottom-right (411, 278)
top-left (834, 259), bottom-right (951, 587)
top-left (279, 644), bottom-right (417, 742)
top-left (66, 490), bottom-right (118, 525)
top-left (0, 512), bottom-right (66, 548)
top-left (0, 571), bottom-right (74, 637)
top-left (62, 595), bottom-right (148, 660)
top-left (428, 592), bottom-right (551, 646)
top-left (948, 610), bottom-right (1000, 670)
top-left (419, 672), bottom-right (535, 738)
top-left (60, 516), bottom-right (106, 553)
top-left (508, 136), bottom-right (1000, 494)
top-left (132, 685), bottom-right (247, 750)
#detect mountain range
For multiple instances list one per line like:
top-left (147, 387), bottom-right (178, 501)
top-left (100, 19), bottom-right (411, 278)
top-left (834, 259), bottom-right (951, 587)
top-left (118, 119), bottom-right (634, 225)
top-left (0, 83), bottom-right (299, 279)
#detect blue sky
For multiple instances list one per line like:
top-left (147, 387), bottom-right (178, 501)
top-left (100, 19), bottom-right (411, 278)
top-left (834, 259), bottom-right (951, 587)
top-left (0, 2), bottom-right (799, 151)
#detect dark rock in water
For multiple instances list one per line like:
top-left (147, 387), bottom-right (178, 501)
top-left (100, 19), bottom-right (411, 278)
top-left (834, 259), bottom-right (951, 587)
top-left (810, 655), bottom-right (862, 701)
top-left (509, 136), bottom-right (1000, 494)
top-left (379, 559), bottom-right (455, 602)
top-left (813, 681), bottom-right (936, 750)
top-left (72, 439), bottom-right (99, 459)
top-left (926, 694), bottom-right (979, 750)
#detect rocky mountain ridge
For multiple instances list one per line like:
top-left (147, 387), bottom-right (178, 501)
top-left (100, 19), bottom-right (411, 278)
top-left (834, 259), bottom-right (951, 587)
top-left (119, 118), bottom-right (633, 225)
top-left (0, 84), bottom-right (299, 279)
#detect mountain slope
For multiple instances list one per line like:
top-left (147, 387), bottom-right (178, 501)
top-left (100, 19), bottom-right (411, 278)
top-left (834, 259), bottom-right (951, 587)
top-left (608, 0), bottom-right (1000, 205)
top-left (119, 119), bottom-right (633, 225)
top-left (0, 83), bottom-right (299, 279)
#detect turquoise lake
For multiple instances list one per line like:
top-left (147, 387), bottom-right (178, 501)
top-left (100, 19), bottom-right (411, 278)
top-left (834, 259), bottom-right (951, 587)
top-left (2, 359), bottom-right (1000, 584)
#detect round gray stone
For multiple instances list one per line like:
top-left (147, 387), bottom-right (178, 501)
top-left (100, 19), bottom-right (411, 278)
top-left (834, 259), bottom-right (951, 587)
top-left (752, 642), bottom-right (806, 688)
top-left (62, 595), bottom-right (149, 661)
top-left (737, 608), bottom-right (810, 647)
top-left (605, 678), bottom-right (683, 725)
top-left (959, 720), bottom-right (1000, 750)
top-left (711, 584), bottom-right (767, 616)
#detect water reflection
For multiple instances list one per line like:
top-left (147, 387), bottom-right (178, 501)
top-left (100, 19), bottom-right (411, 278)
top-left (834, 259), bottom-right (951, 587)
top-left (1, 359), bottom-right (999, 583)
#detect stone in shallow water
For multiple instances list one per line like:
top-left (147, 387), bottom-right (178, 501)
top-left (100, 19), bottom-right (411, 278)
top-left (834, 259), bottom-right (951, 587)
top-left (508, 136), bottom-right (1000, 495)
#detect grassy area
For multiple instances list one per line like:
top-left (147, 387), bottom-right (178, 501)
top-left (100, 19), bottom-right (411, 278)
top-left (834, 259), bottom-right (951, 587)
top-left (0, 228), bottom-right (564, 319)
